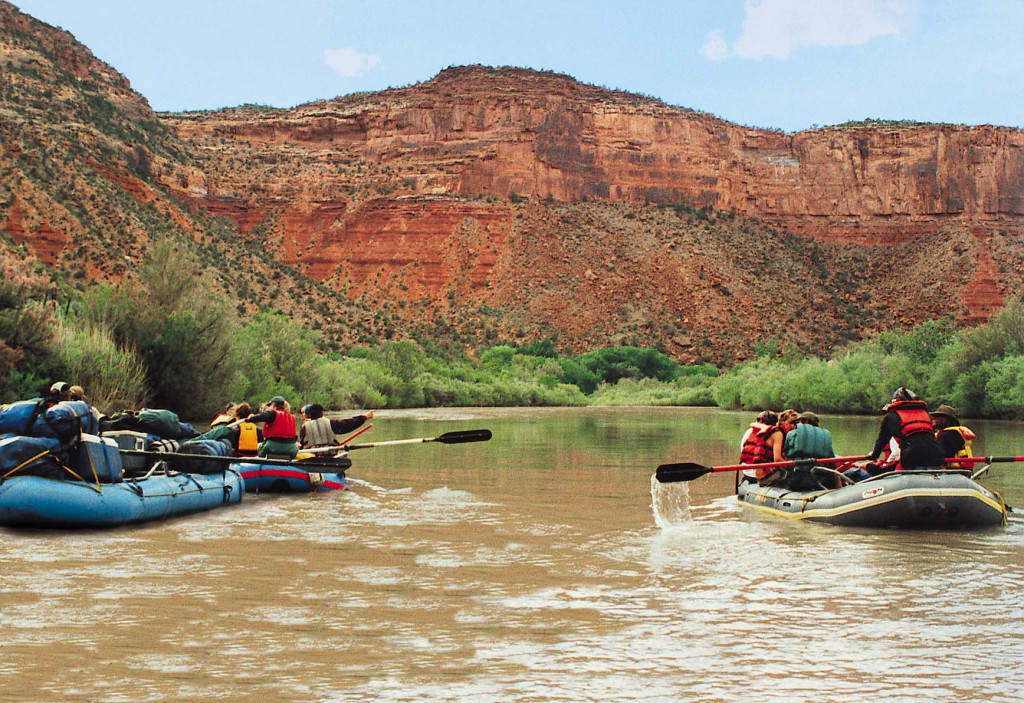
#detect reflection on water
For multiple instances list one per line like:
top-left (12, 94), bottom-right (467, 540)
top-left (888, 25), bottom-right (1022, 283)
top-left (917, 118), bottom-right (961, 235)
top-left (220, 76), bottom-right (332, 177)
top-left (1, 407), bottom-right (1022, 702)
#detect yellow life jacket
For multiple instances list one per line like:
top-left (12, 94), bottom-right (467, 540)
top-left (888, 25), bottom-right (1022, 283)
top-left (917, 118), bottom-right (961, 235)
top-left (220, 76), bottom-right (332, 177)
top-left (237, 422), bottom-right (259, 454)
top-left (941, 425), bottom-right (975, 468)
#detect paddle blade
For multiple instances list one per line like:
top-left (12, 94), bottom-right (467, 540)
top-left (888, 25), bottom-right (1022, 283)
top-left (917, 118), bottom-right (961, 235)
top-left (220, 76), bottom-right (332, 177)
top-left (655, 462), bottom-right (712, 483)
top-left (433, 429), bottom-right (492, 444)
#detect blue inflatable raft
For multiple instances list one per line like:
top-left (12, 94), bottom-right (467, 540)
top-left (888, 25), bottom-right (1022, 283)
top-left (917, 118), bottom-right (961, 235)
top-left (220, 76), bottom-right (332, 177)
top-left (0, 428), bottom-right (244, 529)
top-left (236, 459), bottom-right (348, 493)
top-left (0, 469), bottom-right (244, 529)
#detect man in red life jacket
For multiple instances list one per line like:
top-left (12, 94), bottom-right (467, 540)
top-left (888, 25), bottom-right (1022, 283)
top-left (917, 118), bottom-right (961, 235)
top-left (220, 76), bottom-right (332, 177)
top-left (866, 387), bottom-right (945, 471)
top-left (247, 396), bottom-right (298, 458)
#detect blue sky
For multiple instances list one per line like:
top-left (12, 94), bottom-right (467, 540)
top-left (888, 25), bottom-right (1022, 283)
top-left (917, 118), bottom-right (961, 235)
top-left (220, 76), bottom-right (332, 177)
top-left (11, 0), bottom-right (1024, 132)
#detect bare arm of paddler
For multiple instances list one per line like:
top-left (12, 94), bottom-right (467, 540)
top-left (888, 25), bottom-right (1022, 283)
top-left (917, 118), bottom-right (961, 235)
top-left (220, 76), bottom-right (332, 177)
top-left (766, 429), bottom-right (786, 462)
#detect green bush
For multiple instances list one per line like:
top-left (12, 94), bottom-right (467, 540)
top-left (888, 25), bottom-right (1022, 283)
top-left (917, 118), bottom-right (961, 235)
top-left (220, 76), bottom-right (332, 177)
top-left (54, 320), bottom-right (148, 414)
top-left (577, 346), bottom-right (680, 384)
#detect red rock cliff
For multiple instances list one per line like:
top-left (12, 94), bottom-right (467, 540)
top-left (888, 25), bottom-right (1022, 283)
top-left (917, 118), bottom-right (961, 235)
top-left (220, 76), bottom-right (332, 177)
top-left (165, 66), bottom-right (1024, 340)
top-left (171, 66), bottom-right (1024, 248)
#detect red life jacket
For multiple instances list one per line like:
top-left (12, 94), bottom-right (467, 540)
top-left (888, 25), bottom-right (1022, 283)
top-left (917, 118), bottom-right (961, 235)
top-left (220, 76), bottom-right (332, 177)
top-left (889, 400), bottom-right (935, 441)
top-left (739, 422), bottom-right (773, 464)
top-left (743, 424), bottom-right (783, 479)
top-left (263, 410), bottom-right (297, 441)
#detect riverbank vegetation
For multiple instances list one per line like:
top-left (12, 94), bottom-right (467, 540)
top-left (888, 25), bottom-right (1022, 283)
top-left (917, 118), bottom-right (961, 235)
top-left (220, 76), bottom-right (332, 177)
top-left (2, 241), bottom-right (1023, 421)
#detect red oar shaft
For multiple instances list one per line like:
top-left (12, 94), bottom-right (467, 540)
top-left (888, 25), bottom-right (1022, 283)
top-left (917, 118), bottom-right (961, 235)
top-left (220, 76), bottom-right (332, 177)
top-left (705, 454), bottom-right (869, 474)
top-left (945, 455), bottom-right (1024, 464)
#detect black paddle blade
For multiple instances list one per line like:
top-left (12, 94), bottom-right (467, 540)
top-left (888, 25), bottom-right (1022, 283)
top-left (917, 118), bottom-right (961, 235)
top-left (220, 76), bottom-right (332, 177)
top-left (655, 462), bottom-right (712, 483)
top-left (435, 429), bottom-right (492, 444)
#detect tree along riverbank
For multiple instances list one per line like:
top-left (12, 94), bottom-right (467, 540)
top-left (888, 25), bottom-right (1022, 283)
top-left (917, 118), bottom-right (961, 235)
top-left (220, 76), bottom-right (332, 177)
top-left (3, 238), bottom-right (1022, 421)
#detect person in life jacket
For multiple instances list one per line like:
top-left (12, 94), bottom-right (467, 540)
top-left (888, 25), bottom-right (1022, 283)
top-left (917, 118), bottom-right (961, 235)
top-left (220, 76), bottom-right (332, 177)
top-left (231, 402), bottom-right (261, 457)
top-left (930, 404), bottom-right (975, 469)
top-left (758, 409), bottom-right (799, 486)
top-left (866, 387), bottom-right (946, 470)
top-left (784, 411), bottom-right (837, 490)
top-left (299, 403), bottom-right (338, 450)
top-left (247, 396), bottom-right (298, 458)
top-left (210, 403), bottom-right (236, 428)
top-left (739, 410), bottom-right (779, 482)
top-left (784, 412), bottom-right (835, 460)
top-left (298, 404), bottom-right (375, 456)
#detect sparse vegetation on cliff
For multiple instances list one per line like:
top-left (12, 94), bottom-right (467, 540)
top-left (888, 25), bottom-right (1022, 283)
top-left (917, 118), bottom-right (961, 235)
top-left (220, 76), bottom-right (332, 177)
top-left (4, 228), bottom-right (1023, 420)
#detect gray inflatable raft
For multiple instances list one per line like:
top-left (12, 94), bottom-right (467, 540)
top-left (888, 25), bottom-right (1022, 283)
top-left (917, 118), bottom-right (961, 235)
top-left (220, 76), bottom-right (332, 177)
top-left (736, 470), bottom-right (1007, 529)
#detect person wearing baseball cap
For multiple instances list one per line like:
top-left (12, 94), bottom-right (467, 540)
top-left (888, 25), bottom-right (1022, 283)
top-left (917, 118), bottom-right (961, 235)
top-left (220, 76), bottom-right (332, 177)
top-left (245, 396), bottom-right (298, 458)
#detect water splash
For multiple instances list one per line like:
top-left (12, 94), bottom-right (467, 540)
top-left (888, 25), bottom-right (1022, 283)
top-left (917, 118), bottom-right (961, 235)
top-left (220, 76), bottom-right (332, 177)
top-left (650, 474), bottom-right (692, 527)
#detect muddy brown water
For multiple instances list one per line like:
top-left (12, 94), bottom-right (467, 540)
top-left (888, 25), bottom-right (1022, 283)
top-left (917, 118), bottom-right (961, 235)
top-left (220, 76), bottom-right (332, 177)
top-left (2, 407), bottom-right (1022, 702)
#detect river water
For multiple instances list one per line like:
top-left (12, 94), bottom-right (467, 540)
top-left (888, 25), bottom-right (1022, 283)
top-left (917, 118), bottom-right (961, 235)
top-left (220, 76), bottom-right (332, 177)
top-left (2, 407), bottom-right (1022, 702)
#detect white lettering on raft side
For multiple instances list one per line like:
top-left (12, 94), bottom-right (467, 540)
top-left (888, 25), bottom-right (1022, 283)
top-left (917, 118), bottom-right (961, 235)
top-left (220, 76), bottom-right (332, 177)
top-left (861, 486), bottom-right (886, 500)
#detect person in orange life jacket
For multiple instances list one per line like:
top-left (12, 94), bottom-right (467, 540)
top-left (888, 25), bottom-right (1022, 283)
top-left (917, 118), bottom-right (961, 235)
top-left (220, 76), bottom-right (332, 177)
top-left (247, 396), bottom-right (298, 458)
top-left (930, 404), bottom-right (975, 468)
top-left (759, 409), bottom-right (799, 486)
top-left (866, 387), bottom-right (946, 470)
top-left (739, 410), bottom-right (778, 482)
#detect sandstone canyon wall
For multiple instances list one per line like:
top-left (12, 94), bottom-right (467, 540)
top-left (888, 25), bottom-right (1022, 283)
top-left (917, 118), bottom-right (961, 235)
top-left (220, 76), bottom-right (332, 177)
top-left (4, 2), bottom-right (1024, 362)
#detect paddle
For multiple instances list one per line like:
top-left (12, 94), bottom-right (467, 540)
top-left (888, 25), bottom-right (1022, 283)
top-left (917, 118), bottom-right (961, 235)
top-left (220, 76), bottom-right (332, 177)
top-left (344, 429), bottom-right (492, 450)
top-left (655, 455), bottom-right (869, 483)
top-left (945, 455), bottom-right (1024, 464)
top-left (119, 449), bottom-right (352, 473)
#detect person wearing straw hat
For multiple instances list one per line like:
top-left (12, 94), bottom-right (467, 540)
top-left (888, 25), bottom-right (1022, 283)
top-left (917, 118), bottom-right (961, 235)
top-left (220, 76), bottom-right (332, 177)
top-left (930, 404), bottom-right (976, 469)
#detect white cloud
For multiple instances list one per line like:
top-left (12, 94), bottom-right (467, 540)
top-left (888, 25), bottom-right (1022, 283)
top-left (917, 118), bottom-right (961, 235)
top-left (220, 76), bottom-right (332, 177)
top-left (713, 0), bottom-right (919, 61)
top-left (324, 47), bottom-right (382, 78)
top-left (700, 29), bottom-right (730, 61)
